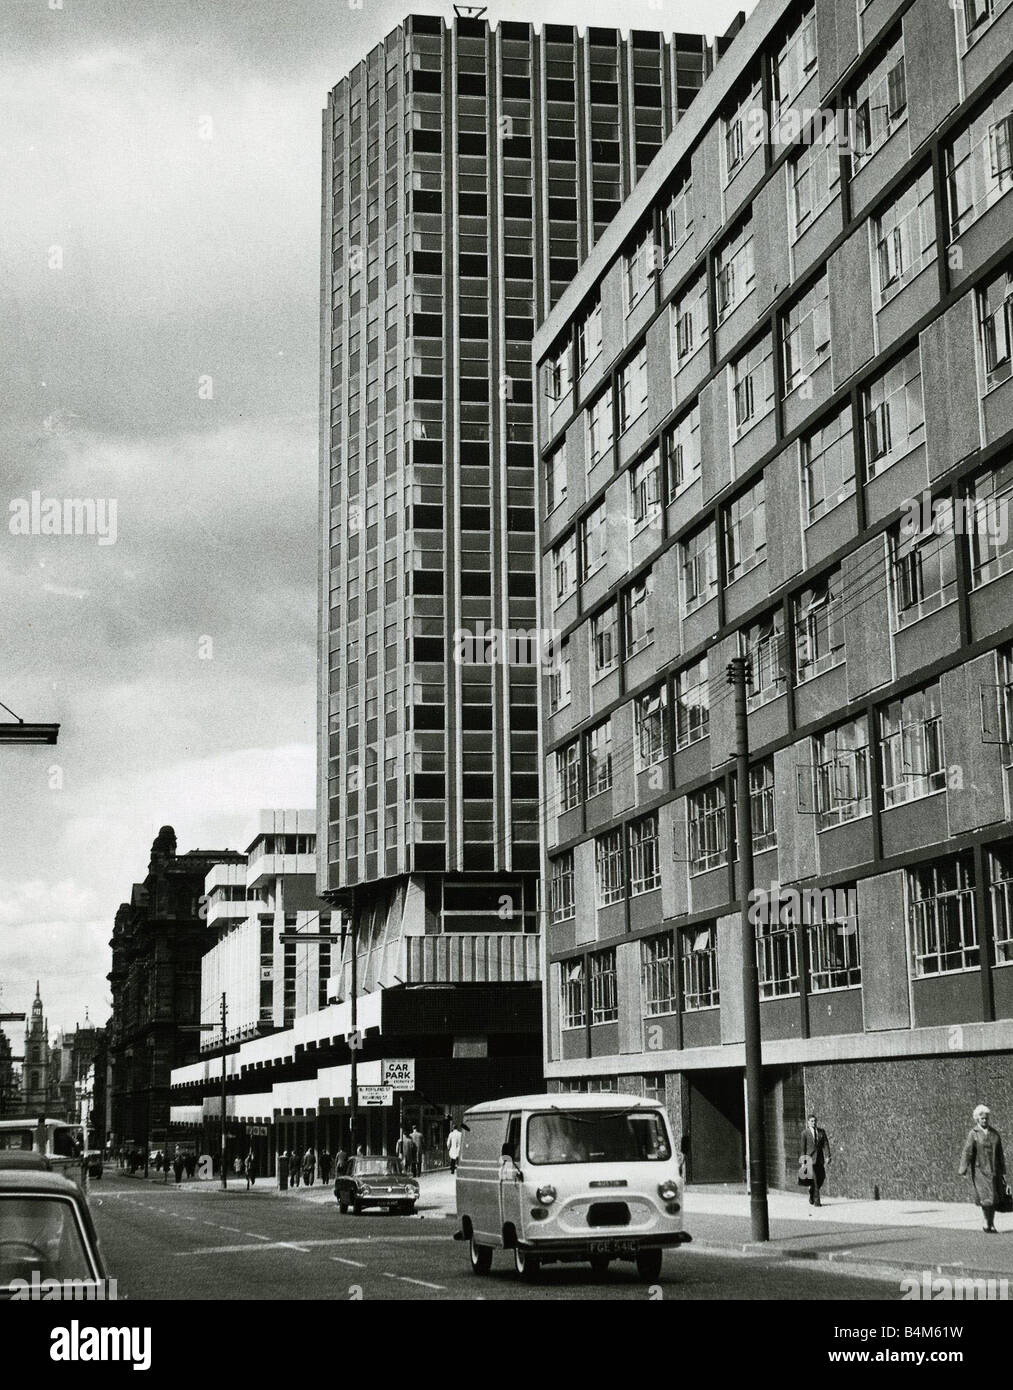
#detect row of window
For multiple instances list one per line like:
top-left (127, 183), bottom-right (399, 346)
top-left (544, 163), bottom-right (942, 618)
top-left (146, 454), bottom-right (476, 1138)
top-left (553, 645), bottom-right (1013, 870)
top-left (561, 840), bottom-right (1013, 1029)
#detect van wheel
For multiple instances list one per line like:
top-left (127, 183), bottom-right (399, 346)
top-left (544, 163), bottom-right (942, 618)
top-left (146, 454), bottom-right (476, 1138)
top-left (589, 1253), bottom-right (610, 1276)
top-left (469, 1236), bottom-right (492, 1275)
top-left (514, 1247), bottom-right (540, 1281)
top-left (352, 1199), bottom-right (363, 1215)
top-left (635, 1248), bottom-right (663, 1282)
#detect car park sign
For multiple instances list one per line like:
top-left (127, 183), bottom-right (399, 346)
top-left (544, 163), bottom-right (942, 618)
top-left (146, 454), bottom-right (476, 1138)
top-left (381, 1058), bottom-right (415, 1091)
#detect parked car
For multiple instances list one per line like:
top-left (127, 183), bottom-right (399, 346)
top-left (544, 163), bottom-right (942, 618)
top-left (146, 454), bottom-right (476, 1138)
top-left (334, 1155), bottom-right (419, 1214)
top-left (456, 1093), bottom-right (691, 1282)
top-left (0, 1163), bottom-right (107, 1298)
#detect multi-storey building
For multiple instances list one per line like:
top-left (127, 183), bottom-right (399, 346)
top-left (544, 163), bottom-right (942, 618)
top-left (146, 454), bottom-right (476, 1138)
top-left (0, 1024), bottom-right (16, 1119)
top-left (317, 12), bottom-right (737, 1108)
top-left (51, 1012), bottom-right (107, 1127)
top-left (534, 0), bottom-right (1013, 1200)
top-left (199, 811), bottom-right (333, 1045)
top-left (107, 826), bottom-right (243, 1155)
top-left (169, 808), bottom-right (543, 1170)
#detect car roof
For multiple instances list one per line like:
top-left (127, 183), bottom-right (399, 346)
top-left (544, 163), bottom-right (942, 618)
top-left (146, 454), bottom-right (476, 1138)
top-left (0, 1167), bottom-right (84, 1195)
top-left (464, 1093), bottom-right (660, 1116)
top-left (0, 1152), bottom-right (52, 1171)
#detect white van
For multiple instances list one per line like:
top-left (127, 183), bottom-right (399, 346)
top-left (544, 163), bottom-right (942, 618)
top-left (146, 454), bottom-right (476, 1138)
top-left (455, 1093), bottom-right (690, 1282)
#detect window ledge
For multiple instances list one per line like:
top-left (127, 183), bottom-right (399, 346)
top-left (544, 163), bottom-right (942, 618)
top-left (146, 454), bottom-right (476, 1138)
top-left (805, 486), bottom-right (856, 529)
top-left (881, 785), bottom-right (947, 812)
top-left (816, 808), bottom-right (873, 834)
top-left (893, 593), bottom-right (958, 632)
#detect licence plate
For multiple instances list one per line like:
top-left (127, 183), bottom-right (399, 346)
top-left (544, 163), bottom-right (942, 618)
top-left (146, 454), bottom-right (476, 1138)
top-left (589, 1239), bottom-right (638, 1256)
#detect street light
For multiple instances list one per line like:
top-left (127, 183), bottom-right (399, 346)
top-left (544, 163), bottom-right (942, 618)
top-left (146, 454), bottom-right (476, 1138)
top-left (0, 698), bottom-right (59, 744)
top-left (0, 722), bottom-right (59, 744)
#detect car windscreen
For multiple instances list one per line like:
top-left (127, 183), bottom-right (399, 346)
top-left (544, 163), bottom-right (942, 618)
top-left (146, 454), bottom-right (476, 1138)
top-left (526, 1110), bottom-right (672, 1165)
top-left (352, 1158), bottom-right (403, 1177)
top-left (0, 1196), bottom-right (95, 1285)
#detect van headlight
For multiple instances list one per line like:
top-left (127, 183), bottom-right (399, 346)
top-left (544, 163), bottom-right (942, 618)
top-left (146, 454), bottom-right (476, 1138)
top-left (657, 1180), bottom-right (680, 1202)
top-left (536, 1184), bottom-right (557, 1205)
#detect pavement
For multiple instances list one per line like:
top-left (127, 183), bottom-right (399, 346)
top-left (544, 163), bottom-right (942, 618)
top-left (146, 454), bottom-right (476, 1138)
top-left (115, 1167), bottom-right (1013, 1285)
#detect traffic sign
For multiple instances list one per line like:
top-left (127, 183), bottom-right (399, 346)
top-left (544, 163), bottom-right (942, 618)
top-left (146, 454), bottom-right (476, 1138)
top-left (358, 1085), bottom-right (393, 1107)
top-left (381, 1059), bottom-right (415, 1091)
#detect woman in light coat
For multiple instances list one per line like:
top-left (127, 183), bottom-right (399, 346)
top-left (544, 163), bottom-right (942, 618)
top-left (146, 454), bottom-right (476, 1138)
top-left (958, 1104), bottom-right (1007, 1233)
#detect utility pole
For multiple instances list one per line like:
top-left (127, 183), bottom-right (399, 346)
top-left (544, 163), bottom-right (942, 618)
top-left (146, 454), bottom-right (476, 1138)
top-left (348, 905), bottom-right (358, 1154)
top-left (219, 992), bottom-right (228, 1191)
top-left (179, 991), bottom-right (229, 1189)
top-left (727, 656), bottom-right (769, 1242)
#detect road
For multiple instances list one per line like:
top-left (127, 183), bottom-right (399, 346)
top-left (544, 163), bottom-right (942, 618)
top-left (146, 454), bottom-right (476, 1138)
top-left (89, 1174), bottom-right (900, 1301)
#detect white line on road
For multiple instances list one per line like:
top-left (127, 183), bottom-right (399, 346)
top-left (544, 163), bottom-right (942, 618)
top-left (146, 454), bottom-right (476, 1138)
top-left (329, 1257), bottom-right (365, 1268)
top-left (174, 1235), bottom-right (449, 1256)
top-left (382, 1273), bottom-right (447, 1291)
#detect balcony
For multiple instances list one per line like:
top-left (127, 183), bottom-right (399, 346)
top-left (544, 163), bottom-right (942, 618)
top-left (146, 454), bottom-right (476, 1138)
top-left (404, 933), bottom-right (540, 984)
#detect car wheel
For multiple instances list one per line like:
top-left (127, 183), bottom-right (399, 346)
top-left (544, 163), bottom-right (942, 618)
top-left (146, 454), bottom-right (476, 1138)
top-left (352, 1199), bottom-right (363, 1215)
top-left (589, 1252), bottom-right (610, 1276)
top-left (338, 1199), bottom-right (349, 1214)
top-left (635, 1248), bottom-right (663, 1283)
top-left (513, 1246), bottom-right (540, 1281)
top-left (469, 1235), bottom-right (492, 1275)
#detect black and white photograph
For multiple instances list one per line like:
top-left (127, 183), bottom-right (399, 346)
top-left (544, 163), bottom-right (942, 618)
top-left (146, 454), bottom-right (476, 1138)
top-left (1, 0), bottom-right (1012, 1360)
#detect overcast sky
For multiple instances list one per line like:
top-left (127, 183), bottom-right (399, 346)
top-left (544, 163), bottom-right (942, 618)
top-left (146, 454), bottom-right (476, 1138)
top-left (0, 0), bottom-right (749, 1042)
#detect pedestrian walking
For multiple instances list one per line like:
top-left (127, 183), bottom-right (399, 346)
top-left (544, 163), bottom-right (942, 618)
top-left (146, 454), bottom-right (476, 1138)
top-left (396, 1127), bottom-right (416, 1175)
top-left (233, 1155), bottom-right (242, 1176)
top-left (302, 1145), bottom-right (316, 1187)
top-left (244, 1149), bottom-right (257, 1190)
top-left (173, 1154), bottom-right (184, 1183)
top-left (286, 1148), bottom-right (298, 1187)
top-left (410, 1126), bottom-right (424, 1177)
top-left (333, 1147), bottom-right (348, 1178)
top-left (959, 1104), bottom-right (1009, 1233)
top-left (447, 1121), bottom-right (463, 1175)
top-left (319, 1149), bottom-right (332, 1185)
top-left (799, 1112), bottom-right (831, 1207)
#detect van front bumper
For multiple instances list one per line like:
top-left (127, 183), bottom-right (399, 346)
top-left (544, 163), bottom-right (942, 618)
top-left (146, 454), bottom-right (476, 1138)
top-left (516, 1230), bottom-right (692, 1255)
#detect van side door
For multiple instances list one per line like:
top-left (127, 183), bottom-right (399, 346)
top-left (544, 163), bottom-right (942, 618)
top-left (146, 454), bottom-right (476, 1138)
top-left (498, 1112), bottom-right (525, 1240)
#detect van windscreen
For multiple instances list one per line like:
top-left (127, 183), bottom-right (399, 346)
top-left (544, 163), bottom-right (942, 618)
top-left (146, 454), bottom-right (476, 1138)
top-left (527, 1110), bottom-right (671, 1165)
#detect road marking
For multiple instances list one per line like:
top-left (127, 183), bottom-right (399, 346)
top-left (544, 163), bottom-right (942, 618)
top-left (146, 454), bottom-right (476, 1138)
top-left (382, 1273), bottom-right (446, 1291)
top-left (173, 1235), bottom-right (449, 1257)
top-left (329, 1257), bottom-right (365, 1268)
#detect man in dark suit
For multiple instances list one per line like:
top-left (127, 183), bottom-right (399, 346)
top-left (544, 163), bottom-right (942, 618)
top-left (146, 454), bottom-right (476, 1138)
top-left (801, 1113), bottom-right (831, 1207)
